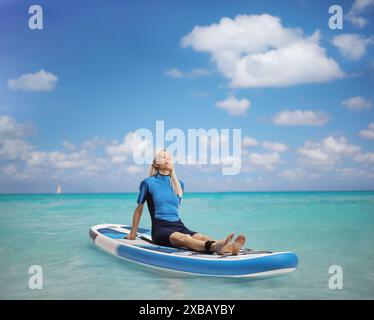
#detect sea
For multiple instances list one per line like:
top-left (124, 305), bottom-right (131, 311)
top-left (0, 191), bottom-right (373, 299)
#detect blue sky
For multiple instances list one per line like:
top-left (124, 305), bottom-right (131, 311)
top-left (0, 0), bottom-right (374, 193)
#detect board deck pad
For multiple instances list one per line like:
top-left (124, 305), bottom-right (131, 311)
top-left (97, 225), bottom-right (273, 257)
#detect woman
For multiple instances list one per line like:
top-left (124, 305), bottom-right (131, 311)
top-left (126, 149), bottom-right (246, 255)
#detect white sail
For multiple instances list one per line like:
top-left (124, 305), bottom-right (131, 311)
top-left (56, 184), bottom-right (62, 194)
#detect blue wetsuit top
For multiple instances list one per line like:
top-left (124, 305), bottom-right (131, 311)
top-left (137, 172), bottom-right (184, 222)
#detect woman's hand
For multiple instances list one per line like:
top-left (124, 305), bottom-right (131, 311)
top-left (125, 203), bottom-right (144, 240)
top-left (125, 233), bottom-right (137, 240)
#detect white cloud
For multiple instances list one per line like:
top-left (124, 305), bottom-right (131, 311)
top-left (298, 146), bottom-right (334, 167)
top-left (105, 132), bottom-right (153, 163)
top-left (342, 96), bottom-right (373, 111)
top-left (62, 141), bottom-right (76, 151)
top-left (181, 14), bottom-right (345, 88)
top-left (297, 136), bottom-right (361, 167)
top-left (8, 69), bottom-right (58, 92)
top-left (280, 169), bottom-right (301, 181)
top-left (0, 115), bottom-right (36, 139)
top-left (242, 136), bottom-right (259, 147)
top-left (126, 165), bottom-right (145, 174)
top-left (0, 116), bottom-right (175, 186)
top-left (0, 116), bottom-right (36, 161)
top-left (336, 167), bottom-right (360, 176)
top-left (247, 152), bottom-right (280, 170)
top-left (262, 141), bottom-right (289, 152)
top-left (22, 136), bottom-right (115, 174)
top-left (164, 67), bottom-right (211, 78)
top-left (272, 109), bottom-right (329, 126)
top-left (81, 137), bottom-right (107, 152)
top-left (336, 167), bottom-right (374, 179)
top-left (0, 139), bottom-right (34, 161)
top-left (0, 116), bottom-right (117, 181)
top-left (215, 96), bottom-right (250, 116)
top-left (1, 164), bottom-right (17, 176)
top-left (53, 151), bottom-right (91, 170)
top-left (346, 0), bottom-right (374, 28)
top-left (26, 150), bottom-right (92, 170)
top-left (25, 150), bottom-right (47, 168)
top-left (279, 168), bottom-right (320, 181)
top-left (323, 136), bottom-right (361, 154)
top-left (354, 152), bottom-right (374, 163)
top-left (48, 151), bottom-right (91, 170)
top-left (78, 158), bottom-right (112, 177)
top-left (331, 34), bottom-right (374, 60)
top-left (164, 68), bottom-right (184, 78)
top-left (359, 123), bottom-right (374, 139)
top-left (1, 163), bottom-right (42, 181)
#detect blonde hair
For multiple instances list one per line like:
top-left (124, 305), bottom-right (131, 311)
top-left (147, 149), bottom-right (183, 197)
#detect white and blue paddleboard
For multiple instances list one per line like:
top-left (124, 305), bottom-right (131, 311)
top-left (89, 224), bottom-right (298, 278)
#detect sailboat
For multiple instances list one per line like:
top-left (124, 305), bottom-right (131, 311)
top-left (56, 184), bottom-right (62, 194)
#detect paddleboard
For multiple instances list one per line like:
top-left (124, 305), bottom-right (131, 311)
top-left (89, 224), bottom-right (298, 278)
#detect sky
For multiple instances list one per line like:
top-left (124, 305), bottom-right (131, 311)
top-left (0, 0), bottom-right (374, 193)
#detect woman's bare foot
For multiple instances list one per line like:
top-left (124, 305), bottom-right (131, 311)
top-left (212, 233), bottom-right (234, 255)
top-left (230, 234), bottom-right (246, 255)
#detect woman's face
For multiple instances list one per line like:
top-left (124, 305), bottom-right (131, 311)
top-left (155, 151), bottom-right (173, 171)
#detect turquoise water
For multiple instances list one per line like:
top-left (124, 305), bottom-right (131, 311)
top-left (0, 191), bottom-right (373, 300)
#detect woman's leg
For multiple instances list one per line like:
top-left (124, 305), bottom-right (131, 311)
top-left (191, 233), bottom-right (211, 241)
top-left (192, 233), bottom-right (246, 254)
top-left (169, 232), bottom-right (234, 254)
top-left (193, 233), bottom-right (230, 253)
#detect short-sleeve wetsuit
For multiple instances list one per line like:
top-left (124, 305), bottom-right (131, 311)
top-left (137, 172), bottom-right (197, 247)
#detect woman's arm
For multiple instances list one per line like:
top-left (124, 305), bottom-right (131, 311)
top-left (125, 203), bottom-right (144, 240)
